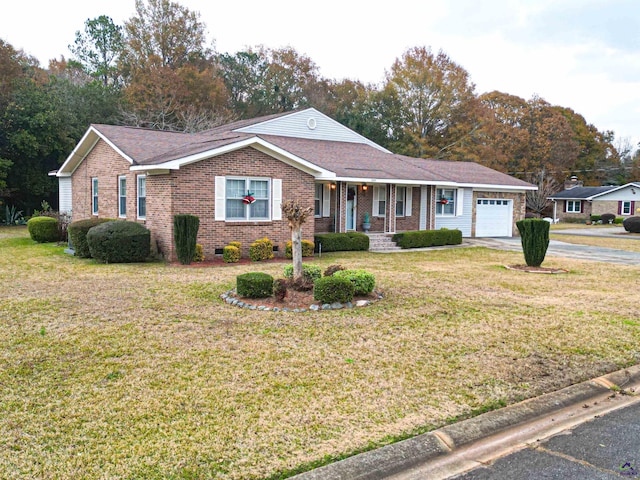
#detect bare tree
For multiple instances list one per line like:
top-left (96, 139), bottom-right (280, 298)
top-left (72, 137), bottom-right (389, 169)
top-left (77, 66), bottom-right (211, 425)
top-left (526, 169), bottom-right (559, 216)
top-left (281, 200), bottom-right (313, 282)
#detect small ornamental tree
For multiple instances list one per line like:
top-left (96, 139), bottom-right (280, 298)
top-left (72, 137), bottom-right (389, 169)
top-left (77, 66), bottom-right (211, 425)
top-left (516, 218), bottom-right (550, 267)
top-left (281, 200), bottom-right (313, 283)
top-left (173, 214), bottom-right (200, 265)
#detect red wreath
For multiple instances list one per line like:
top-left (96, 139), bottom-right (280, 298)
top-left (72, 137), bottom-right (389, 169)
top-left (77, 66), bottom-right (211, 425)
top-left (439, 198), bottom-right (449, 205)
top-left (242, 191), bottom-right (256, 204)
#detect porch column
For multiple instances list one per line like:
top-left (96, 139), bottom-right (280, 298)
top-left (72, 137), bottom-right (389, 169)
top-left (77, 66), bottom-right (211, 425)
top-left (420, 185), bottom-right (428, 230)
top-left (337, 182), bottom-right (347, 233)
top-left (387, 184), bottom-right (397, 233)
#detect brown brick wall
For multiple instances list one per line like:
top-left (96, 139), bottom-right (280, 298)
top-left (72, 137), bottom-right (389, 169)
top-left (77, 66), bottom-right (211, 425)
top-left (591, 200), bottom-right (619, 216)
top-left (471, 191), bottom-right (526, 236)
top-left (70, 139), bottom-right (138, 222)
top-left (396, 186), bottom-right (420, 232)
top-left (149, 147), bottom-right (315, 261)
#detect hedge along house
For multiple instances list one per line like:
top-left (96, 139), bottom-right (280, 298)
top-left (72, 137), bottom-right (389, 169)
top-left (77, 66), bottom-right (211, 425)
top-left (548, 180), bottom-right (640, 222)
top-left (55, 108), bottom-right (535, 261)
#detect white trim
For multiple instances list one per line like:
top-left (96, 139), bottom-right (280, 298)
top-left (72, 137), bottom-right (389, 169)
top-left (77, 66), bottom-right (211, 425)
top-left (621, 201), bottom-right (632, 216)
top-left (566, 200), bottom-right (581, 213)
top-left (214, 176), bottom-right (225, 221)
top-left (272, 179), bottom-right (282, 221)
top-left (419, 186), bottom-right (428, 230)
top-left (373, 185), bottom-right (386, 217)
top-left (405, 187), bottom-right (413, 217)
top-left (137, 174), bottom-right (146, 220)
top-left (118, 175), bottom-right (127, 218)
top-left (588, 182), bottom-right (640, 200)
top-left (456, 188), bottom-right (465, 216)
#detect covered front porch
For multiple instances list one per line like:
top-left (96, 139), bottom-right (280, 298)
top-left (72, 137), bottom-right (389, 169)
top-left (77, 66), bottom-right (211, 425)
top-left (313, 181), bottom-right (437, 235)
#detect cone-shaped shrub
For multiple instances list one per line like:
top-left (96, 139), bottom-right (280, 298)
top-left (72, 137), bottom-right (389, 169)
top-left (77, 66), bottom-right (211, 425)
top-left (516, 218), bottom-right (550, 267)
top-left (173, 214), bottom-right (200, 265)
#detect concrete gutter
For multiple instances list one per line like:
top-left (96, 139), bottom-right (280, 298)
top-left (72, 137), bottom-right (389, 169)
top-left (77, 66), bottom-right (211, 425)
top-left (291, 365), bottom-right (640, 480)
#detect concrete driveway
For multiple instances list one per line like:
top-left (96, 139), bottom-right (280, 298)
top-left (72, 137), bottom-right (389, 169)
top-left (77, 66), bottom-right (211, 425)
top-left (467, 227), bottom-right (640, 266)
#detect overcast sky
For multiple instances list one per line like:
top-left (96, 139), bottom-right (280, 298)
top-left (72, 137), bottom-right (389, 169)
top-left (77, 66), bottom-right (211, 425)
top-left (2, 0), bottom-right (639, 148)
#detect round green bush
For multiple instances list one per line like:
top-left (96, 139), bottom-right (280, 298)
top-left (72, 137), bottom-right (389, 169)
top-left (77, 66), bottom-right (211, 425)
top-left (622, 216), bottom-right (640, 233)
top-left (283, 264), bottom-right (322, 281)
top-left (600, 213), bottom-right (616, 224)
top-left (313, 276), bottom-right (355, 304)
top-left (27, 216), bottom-right (59, 243)
top-left (333, 269), bottom-right (376, 295)
top-left (237, 272), bottom-right (274, 298)
top-left (68, 218), bottom-right (113, 258)
top-left (86, 220), bottom-right (150, 263)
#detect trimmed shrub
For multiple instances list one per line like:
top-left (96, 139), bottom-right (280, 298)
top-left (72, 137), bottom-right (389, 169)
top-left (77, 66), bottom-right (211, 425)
top-left (229, 241), bottom-right (241, 249)
top-left (273, 278), bottom-right (288, 301)
top-left (249, 237), bottom-right (274, 261)
top-left (236, 272), bottom-right (273, 298)
top-left (516, 218), bottom-right (550, 267)
top-left (87, 220), bottom-right (150, 263)
top-left (27, 216), bottom-right (59, 243)
top-left (614, 217), bottom-right (624, 224)
top-left (590, 214), bottom-right (602, 223)
top-left (68, 218), bottom-right (113, 258)
top-left (173, 214), bottom-right (200, 265)
top-left (392, 229), bottom-right (462, 249)
top-left (313, 276), bottom-right (355, 304)
top-left (324, 264), bottom-right (346, 277)
top-left (600, 213), bottom-right (616, 224)
top-left (622, 216), bottom-right (640, 233)
top-left (193, 244), bottom-right (205, 262)
top-left (283, 264), bottom-right (322, 282)
top-left (223, 245), bottom-right (240, 263)
top-left (334, 269), bottom-right (376, 295)
top-left (285, 239), bottom-right (315, 258)
top-left (313, 232), bottom-right (369, 252)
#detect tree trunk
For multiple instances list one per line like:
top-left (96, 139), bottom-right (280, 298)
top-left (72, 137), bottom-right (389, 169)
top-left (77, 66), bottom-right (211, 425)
top-left (292, 225), bottom-right (303, 282)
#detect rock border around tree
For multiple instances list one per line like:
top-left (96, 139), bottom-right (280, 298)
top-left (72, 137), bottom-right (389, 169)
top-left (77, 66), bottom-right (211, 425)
top-left (220, 288), bottom-right (384, 312)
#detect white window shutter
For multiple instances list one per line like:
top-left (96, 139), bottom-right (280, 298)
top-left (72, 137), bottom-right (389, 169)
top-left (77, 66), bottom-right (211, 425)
top-left (215, 176), bottom-right (226, 221)
top-left (406, 187), bottom-right (413, 216)
top-left (456, 188), bottom-right (465, 216)
top-left (272, 179), bottom-right (282, 220)
top-left (322, 183), bottom-right (331, 217)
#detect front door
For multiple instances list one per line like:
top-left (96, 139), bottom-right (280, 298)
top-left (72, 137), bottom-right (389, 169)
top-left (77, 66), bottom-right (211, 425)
top-left (346, 184), bottom-right (357, 230)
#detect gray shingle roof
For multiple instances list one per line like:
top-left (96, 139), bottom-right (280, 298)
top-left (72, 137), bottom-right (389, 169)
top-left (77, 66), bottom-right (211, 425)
top-left (549, 186), bottom-right (616, 199)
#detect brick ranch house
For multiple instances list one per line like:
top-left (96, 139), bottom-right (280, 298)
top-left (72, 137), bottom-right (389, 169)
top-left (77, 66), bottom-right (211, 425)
top-left (55, 108), bottom-right (535, 261)
top-left (548, 176), bottom-right (640, 222)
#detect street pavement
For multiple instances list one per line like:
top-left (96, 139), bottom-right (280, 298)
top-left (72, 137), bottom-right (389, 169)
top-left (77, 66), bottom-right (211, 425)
top-left (451, 401), bottom-right (640, 479)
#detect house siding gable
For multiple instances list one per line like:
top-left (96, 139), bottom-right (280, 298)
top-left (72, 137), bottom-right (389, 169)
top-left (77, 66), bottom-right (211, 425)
top-left (435, 188), bottom-right (473, 236)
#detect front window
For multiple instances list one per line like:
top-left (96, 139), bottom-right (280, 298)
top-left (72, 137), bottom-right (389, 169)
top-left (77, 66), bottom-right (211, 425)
top-left (137, 175), bottom-right (146, 219)
top-left (566, 200), bottom-right (581, 213)
top-left (396, 186), bottom-right (406, 217)
top-left (314, 183), bottom-right (323, 217)
top-left (118, 176), bottom-right (127, 218)
top-left (373, 186), bottom-right (386, 217)
top-left (226, 178), bottom-right (270, 221)
top-left (436, 188), bottom-right (455, 215)
top-left (92, 178), bottom-right (98, 215)
top-left (621, 201), bottom-right (632, 215)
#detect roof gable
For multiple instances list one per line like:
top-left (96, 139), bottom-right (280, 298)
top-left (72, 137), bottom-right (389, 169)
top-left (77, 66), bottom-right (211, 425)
top-left (589, 183), bottom-right (640, 200)
top-left (548, 186), bottom-right (616, 200)
top-left (234, 108), bottom-right (390, 153)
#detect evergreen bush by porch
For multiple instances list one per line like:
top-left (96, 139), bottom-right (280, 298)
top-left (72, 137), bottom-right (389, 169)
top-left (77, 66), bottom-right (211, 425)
top-left (173, 214), bottom-right (200, 265)
top-left (87, 221), bottom-right (150, 263)
top-left (68, 218), bottom-right (113, 258)
top-left (392, 229), bottom-right (462, 248)
top-left (313, 232), bottom-right (369, 252)
top-left (27, 216), bottom-right (59, 243)
top-left (516, 218), bottom-right (550, 267)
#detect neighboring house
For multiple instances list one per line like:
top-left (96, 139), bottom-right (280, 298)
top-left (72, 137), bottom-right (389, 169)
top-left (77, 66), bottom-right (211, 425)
top-left (56, 108), bottom-right (535, 261)
top-left (548, 178), bottom-right (640, 222)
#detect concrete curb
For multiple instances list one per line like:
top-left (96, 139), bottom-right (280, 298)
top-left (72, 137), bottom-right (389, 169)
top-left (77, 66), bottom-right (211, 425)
top-left (291, 365), bottom-right (640, 480)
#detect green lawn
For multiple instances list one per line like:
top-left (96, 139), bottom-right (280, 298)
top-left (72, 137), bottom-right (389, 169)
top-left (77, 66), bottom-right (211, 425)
top-left (2, 226), bottom-right (639, 479)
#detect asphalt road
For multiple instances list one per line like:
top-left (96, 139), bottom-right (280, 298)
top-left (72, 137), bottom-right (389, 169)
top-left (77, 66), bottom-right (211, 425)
top-left (451, 401), bottom-right (640, 479)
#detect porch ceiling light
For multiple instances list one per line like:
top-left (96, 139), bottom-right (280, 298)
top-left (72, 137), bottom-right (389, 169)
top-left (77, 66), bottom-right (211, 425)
top-left (362, 183), bottom-right (368, 191)
top-left (330, 182), bottom-right (337, 190)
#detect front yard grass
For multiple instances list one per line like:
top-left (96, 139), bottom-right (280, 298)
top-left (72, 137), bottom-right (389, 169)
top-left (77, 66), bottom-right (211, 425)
top-left (550, 234), bottom-right (640, 252)
top-left (2, 226), bottom-right (639, 479)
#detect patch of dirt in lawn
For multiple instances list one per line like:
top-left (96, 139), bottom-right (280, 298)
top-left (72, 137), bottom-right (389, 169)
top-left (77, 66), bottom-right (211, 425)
top-left (505, 264), bottom-right (568, 274)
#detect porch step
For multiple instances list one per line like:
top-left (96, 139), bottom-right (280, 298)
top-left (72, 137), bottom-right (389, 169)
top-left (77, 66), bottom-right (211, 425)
top-left (367, 233), bottom-right (402, 252)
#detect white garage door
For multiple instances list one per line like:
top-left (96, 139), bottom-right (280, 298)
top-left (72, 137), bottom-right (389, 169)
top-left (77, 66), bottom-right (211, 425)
top-left (476, 199), bottom-right (513, 237)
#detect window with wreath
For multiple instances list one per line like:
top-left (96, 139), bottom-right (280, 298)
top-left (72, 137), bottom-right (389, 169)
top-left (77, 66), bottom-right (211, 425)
top-left (436, 188), bottom-right (455, 215)
top-left (226, 178), bottom-right (270, 220)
